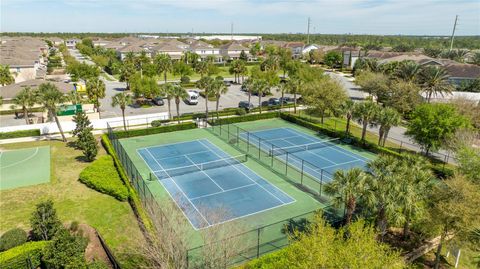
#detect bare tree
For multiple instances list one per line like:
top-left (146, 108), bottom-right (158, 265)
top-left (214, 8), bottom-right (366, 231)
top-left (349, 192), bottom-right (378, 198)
top-left (197, 205), bottom-right (251, 269)
top-left (139, 197), bottom-right (191, 269)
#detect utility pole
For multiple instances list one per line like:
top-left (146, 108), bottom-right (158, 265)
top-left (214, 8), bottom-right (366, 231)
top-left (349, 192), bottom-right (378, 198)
top-left (449, 15), bottom-right (458, 52)
top-left (231, 22), bottom-right (234, 41)
top-left (306, 17), bottom-right (311, 45)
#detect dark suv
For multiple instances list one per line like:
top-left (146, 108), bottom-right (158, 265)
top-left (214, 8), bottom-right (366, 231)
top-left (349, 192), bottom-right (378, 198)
top-left (268, 98), bottom-right (280, 106)
top-left (152, 97), bottom-right (164, 106)
top-left (279, 97), bottom-right (294, 104)
top-left (238, 101), bottom-right (254, 111)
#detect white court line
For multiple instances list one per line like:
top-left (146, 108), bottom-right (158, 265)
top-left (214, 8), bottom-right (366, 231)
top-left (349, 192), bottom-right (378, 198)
top-left (153, 150), bottom-right (212, 162)
top-left (320, 159), bottom-right (365, 170)
top-left (197, 139), bottom-right (294, 205)
top-left (183, 154), bottom-right (225, 192)
top-left (145, 148), bottom-right (211, 227)
top-left (0, 147), bottom-right (39, 170)
top-left (288, 128), bottom-right (372, 162)
top-left (190, 183), bottom-right (257, 201)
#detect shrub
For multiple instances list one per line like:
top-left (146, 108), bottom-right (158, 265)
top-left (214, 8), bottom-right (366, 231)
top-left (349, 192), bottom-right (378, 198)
top-left (0, 129), bottom-right (41, 139)
top-left (114, 122), bottom-right (196, 139)
top-left (0, 228), bottom-right (28, 251)
top-left (0, 241), bottom-right (49, 269)
top-left (80, 130), bottom-right (98, 162)
top-left (180, 76), bottom-right (190, 84)
top-left (211, 112), bottom-right (279, 125)
top-left (42, 228), bottom-right (88, 269)
top-left (236, 108), bottom-right (247, 116)
top-left (151, 119), bottom-right (170, 127)
top-left (79, 155), bottom-right (129, 201)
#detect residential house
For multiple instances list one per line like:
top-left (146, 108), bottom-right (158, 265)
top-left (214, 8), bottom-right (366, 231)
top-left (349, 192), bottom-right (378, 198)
top-left (302, 44), bottom-right (321, 55)
top-left (116, 42), bottom-right (151, 61)
top-left (151, 41), bottom-right (187, 60)
top-left (188, 40), bottom-right (222, 62)
top-left (0, 37), bottom-right (48, 83)
top-left (48, 37), bottom-right (64, 46)
top-left (219, 43), bottom-right (250, 60)
top-left (284, 42), bottom-right (305, 59)
top-left (65, 39), bottom-right (80, 49)
top-left (92, 39), bottom-right (111, 47)
top-left (0, 79), bottom-right (74, 105)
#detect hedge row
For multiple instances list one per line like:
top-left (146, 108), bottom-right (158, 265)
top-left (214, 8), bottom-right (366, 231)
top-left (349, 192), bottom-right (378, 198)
top-left (210, 112), bottom-right (280, 125)
top-left (0, 129), bottom-right (41, 139)
top-left (79, 155), bottom-right (129, 201)
top-left (101, 135), bottom-right (153, 232)
top-left (280, 113), bottom-right (454, 178)
top-left (114, 122), bottom-right (196, 139)
top-left (0, 241), bottom-right (49, 269)
top-left (0, 107), bottom-right (44, 115)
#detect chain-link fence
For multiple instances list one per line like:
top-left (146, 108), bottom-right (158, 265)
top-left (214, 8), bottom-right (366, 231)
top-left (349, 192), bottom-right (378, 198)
top-left (106, 121), bottom-right (343, 268)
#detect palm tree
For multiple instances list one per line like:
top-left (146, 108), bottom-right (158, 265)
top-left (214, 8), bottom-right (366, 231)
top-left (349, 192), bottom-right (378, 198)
top-left (37, 83), bottom-right (67, 142)
top-left (376, 107), bottom-right (401, 146)
top-left (242, 78), bottom-right (255, 105)
top-left (86, 78), bottom-right (106, 111)
top-left (353, 100), bottom-right (379, 143)
top-left (278, 48), bottom-right (292, 78)
top-left (340, 99), bottom-right (356, 135)
top-left (67, 90), bottom-right (82, 105)
top-left (161, 83), bottom-right (175, 120)
top-left (253, 79), bottom-right (269, 114)
top-left (324, 168), bottom-right (369, 225)
top-left (194, 61), bottom-right (209, 78)
top-left (417, 65), bottom-right (454, 103)
top-left (196, 76), bottom-right (214, 119)
top-left (394, 61), bottom-right (420, 82)
top-left (0, 64), bottom-right (15, 86)
top-left (396, 154), bottom-right (432, 239)
top-left (277, 83), bottom-right (288, 110)
top-left (119, 61), bottom-right (136, 90)
top-left (12, 86), bottom-right (37, 124)
top-left (286, 77), bottom-right (302, 114)
top-left (366, 155), bottom-right (402, 240)
top-left (171, 85), bottom-right (188, 123)
top-left (229, 60), bottom-right (243, 83)
top-left (154, 54), bottom-right (173, 83)
top-left (212, 79), bottom-right (228, 119)
top-left (111, 92), bottom-right (133, 131)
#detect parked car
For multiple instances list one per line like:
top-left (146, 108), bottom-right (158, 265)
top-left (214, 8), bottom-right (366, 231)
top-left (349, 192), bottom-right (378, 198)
top-left (223, 80), bottom-right (232, 86)
top-left (238, 101), bottom-right (254, 111)
top-left (279, 96), bottom-right (294, 104)
top-left (241, 84), bottom-right (248, 91)
top-left (152, 97), bottom-right (164, 106)
top-left (261, 101), bottom-right (270, 107)
top-left (268, 98), bottom-right (280, 106)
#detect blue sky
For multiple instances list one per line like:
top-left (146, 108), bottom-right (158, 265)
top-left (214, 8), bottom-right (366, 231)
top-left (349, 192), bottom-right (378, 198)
top-left (1, 0), bottom-right (479, 35)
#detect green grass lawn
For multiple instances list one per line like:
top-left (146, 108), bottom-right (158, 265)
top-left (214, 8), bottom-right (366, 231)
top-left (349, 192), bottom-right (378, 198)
top-left (0, 139), bottom-right (144, 268)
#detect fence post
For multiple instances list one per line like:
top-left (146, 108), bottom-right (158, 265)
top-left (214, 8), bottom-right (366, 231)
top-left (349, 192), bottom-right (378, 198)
top-left (247, 132), bottom-right (250, 152)
top-left (285, 153), bottom-right (289, 174)
top-left (236, 126), bottom-right (239, 146)
top-left (320, 170), bottom-right (323, 196)
top-left (258, 138), bottom-right (261, 159)
top-left (399, 141), bottom-right (403, 153)
top-left (227, 124), bottom-right (230, 141)
top-left (300, 160), bottom-right (304, 185)
top-left (256, 227), bottom-right (261, 258)
top-left (271, 144), bottom-right (274, 167)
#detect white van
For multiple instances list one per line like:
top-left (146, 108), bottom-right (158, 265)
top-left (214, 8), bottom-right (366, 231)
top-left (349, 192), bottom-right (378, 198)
top-left (185, 90), bottom-right (199, 105)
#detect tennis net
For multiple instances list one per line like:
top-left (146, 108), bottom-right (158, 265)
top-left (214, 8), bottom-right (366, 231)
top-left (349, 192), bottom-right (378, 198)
top-left (152, 154), bottom-right (248, 180)
top-left (269, 138), bottom-right (341, 156)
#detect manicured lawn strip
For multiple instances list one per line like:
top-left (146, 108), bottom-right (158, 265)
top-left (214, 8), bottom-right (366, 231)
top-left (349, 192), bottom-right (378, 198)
top-left (0, 139), bottom-right (144, 269)
top-left (0, 129), bottom-right (41, 139)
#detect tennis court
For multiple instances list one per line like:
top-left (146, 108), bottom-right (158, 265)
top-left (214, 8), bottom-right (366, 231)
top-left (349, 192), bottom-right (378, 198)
top-left (0, 146), bottom-right (51, 190)
top-left (138, 139), bottom-right (295, 230)
top-left (240, 127), bottom-right (371, 182)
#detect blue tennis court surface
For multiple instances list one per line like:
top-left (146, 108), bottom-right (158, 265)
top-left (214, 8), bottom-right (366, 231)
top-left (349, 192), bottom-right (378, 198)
top-left (138, 139), bottom-right (295, 229)
top-left (240, 127), bottom-right (371, 182)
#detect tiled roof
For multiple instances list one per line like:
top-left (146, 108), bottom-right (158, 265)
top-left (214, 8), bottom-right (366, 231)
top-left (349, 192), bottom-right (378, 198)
top-left (0, 79), bottom-right (74, 100)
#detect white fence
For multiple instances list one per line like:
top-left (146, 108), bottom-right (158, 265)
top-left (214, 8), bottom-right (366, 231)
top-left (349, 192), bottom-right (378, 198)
top-left (0, 112), bottom-right (170, 135)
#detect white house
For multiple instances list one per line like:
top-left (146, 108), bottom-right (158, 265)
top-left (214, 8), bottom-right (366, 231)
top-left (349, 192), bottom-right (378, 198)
top-left (188, 41), bottom-right (222, 62)
top-left (65, 39), bottom-right (80, 49)
top-left (302, 44), bottom-right (320, 55)
top-left (284, 42), bottom-right (304, 59)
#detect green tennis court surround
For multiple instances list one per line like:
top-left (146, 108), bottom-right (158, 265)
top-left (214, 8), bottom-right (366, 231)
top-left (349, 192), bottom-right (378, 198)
top-left (0, 146), bottom-right (51, 190)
